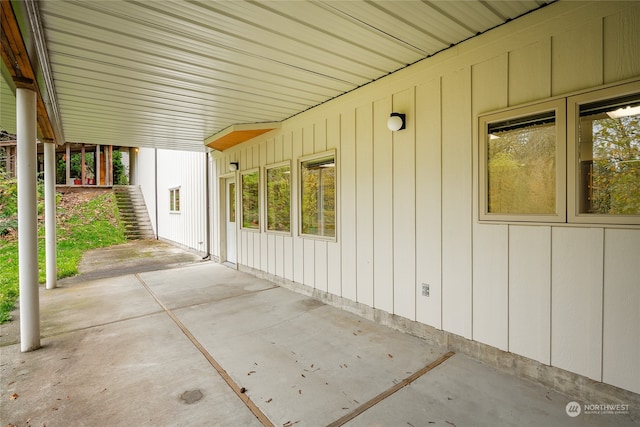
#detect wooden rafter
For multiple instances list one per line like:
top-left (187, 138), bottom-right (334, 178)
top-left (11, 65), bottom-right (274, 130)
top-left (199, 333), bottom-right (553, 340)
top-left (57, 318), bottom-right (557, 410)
top-left (1, 0), bottom-right (56, 142)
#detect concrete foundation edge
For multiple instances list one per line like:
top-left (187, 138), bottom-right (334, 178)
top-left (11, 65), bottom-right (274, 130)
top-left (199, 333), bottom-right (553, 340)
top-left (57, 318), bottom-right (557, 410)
top-left (238, 264), bottom-right (640, 407)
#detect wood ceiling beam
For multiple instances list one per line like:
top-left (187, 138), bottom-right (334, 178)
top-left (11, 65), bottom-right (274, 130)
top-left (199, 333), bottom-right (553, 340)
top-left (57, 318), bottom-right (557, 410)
top-left (1, 0), bottom-right (56, 142)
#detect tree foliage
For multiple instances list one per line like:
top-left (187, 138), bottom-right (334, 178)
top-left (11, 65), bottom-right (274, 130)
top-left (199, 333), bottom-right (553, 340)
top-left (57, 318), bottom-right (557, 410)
top-left (266, 165), bottom-right (290, 232)
top-left (487, 123), bottom-right (556, 214)
top-left (587, 115), bottom-right (640, 215)
top-left (301, 159), bottom-right (335, 237)
top-left (56, 148), bottom-right (127, 185)
top-left (241, 171), bottom-right (259, 228)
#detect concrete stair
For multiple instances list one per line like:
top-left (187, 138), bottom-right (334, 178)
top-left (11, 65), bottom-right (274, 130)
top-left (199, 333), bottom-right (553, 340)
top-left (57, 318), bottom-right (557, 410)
top-left (113, 185), bottom-right (155, 240)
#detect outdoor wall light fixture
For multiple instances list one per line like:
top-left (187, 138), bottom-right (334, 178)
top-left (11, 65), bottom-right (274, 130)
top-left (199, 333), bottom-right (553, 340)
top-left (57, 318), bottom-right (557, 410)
top-left (387, 113), bottom-right (406, 131)
top-left (229, 162), bottom-right (239, 172)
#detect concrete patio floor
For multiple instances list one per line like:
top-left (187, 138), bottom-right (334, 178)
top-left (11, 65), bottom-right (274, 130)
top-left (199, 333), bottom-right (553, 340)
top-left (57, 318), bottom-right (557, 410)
top-left (1, 242), bottom-right (638, 426)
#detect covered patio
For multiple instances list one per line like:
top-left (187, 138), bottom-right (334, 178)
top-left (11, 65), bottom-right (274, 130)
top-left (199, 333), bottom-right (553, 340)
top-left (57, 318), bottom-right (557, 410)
top-left (2, 241), bottom-right (636, 426)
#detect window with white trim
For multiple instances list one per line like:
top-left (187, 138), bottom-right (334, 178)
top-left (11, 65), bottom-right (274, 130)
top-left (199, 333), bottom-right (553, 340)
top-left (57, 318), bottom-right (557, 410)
top-left (479, 100), bottom-right (566, 222)
top-left (479, 80), bottom-right (640, 226)
top-left (265, 162), bottom-right (291, 233)
top-left (169, 187), bottom-right (180, 213)
top-left (300, 153), bottom-right (336, 238)
top-left (568, 82), bottom-right (640, 225)
top-left (241, 169), bottom-right (260, 230)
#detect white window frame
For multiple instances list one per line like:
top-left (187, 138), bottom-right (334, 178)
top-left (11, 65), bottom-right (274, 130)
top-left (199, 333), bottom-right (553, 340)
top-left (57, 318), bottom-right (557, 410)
top-left (264, 160), bottom-right (292, 235)
top-left (240, 168), bottom-right (261, 231)
top-left (298, 150), bottom-right (337, 241)
top-left (169, 187), bottom-right (180, 213)
top-left (478, 99), bottom-right (567, 223)
top-left (567, 80), bottom-right (640, 225)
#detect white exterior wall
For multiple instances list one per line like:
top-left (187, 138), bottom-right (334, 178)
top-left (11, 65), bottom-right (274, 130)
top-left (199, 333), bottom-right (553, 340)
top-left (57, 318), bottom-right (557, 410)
top-left (137, 147), bottom-right (157, 236)
top-left (203, 1), bottom-right (640, 394)
top-left (138, 147), bottom-right (209, 254)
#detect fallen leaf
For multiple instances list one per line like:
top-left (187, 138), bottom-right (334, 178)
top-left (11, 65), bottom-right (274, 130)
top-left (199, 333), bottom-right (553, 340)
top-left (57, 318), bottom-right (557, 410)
top-left (240, 387), bottom-right (247, 394)
top-left (388, 353), bottom-right (393, 358)
top-left (9, 393), bottom-right (18, 400)
top-left (446, 421), bottom-right (456, 427)
top-left (301, 374), bottom-right (305, 378)
top-left (247, 371), bottom-right (256, 376)
top-left (298, 389), bottom-right (302, 394)
top-left (266, 398), bottom-right (272, 403)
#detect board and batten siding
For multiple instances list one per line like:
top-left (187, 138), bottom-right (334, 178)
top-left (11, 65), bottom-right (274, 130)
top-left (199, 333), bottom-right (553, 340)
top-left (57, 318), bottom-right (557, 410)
top-left (138, 147), bottom-right (209, 254)
top-left (210, 1), bottom-right (640, 394)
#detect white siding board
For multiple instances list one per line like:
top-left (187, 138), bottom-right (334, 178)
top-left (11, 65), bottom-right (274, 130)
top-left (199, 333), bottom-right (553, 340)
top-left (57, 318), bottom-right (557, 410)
top-left (356, 103), bottom-right (374, 306)
top-left (254, 232), bottom-right (262, 270)
top-left (327, 115), bottom-right (342, 296)
top-left (551, 19), bottom-right (603, 95)
top-left (509, 226), bottom-right (551, 365)
top-left (315, 119), bottom-right (327, 153)
top-left (415, 80), bottom-right (442, 329)
top-left (284, 236), bottom-right (294, 281)
top-left (266, 137), bottom-right (275, 165)
top-left (267, 234), bottom-right (276, 275)
top-left (260, 141), bottom-right (268, 271)
top-left (292, 129), bottom-right (304, 284)
top-left (393, 88), bottom-right (416, 320)
top-left (341, 110), bottom-right (357, 301)
top-left (604, 6), bottom-right (640, 83)
top-left (551, 227), bottom-right (603, 381)
top-left (303, 124), bottom-right (314, 156)
top-left (304, 239), bottom-right (315, 287)
top-left (603, 229), bottom-right (640, 394)
top-left (373, 97), bottom-right (394, 313)
top-left (473, 224), bottom-right (508, 351)
top-left (471, 55), bottom-right (509, 350)
top-left (275, 235), bottom-right (284, 278)
top-left (441, 69), bottom-right (472, 338)
top-left (315, 241), bottom-right (328, 292)
top-left (283, 131), bottom-right (294, 281)
top-left (508, 40), bottom-right (551, 106)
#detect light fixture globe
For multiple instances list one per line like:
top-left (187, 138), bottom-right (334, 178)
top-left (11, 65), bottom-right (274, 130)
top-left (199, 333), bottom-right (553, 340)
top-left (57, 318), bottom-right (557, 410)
top-left (387, 113), bottom-right (406, 131)
top-left (229, 162), bottom-right (239, 172)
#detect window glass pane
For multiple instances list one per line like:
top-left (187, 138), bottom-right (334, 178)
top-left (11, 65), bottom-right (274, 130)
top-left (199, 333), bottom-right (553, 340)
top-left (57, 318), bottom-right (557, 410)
top-left (229, 182), bottom-right (236, 222)
top-left (487, 114), bottom-right (556, 214)
top-left (242, 171), bottom-right (260, 229)
top-left (301, 156), bottom-right (335, 237)
top-left (169, 189), bottom-right (174, 211)
top-left (175, 189), bottom-right (180, 211)
top-left (266, 165), bottom-right (290, 232)
top-left (578, 96), bottom-right (640, 215)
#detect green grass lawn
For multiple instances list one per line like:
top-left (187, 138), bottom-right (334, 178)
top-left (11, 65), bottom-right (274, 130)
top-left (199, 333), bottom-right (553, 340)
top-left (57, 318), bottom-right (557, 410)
top-left (0, 191), bottom-right (127, 323)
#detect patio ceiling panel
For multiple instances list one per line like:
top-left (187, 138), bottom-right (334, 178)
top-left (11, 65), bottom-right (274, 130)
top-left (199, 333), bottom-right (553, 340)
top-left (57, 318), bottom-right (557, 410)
top-left (13, 0), bottom-right (552, 152)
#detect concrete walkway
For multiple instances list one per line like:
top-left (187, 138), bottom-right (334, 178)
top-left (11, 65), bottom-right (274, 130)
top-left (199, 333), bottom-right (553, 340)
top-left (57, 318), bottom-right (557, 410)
top-left (1, 243), bottom-right (638, 426)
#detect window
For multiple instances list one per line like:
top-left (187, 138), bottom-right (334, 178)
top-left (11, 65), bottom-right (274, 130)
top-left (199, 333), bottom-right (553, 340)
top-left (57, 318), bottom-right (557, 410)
top-left (169, 187), bottom-right (180, 212)
top-left (229, 182), bottom-right (236, 222)
top-left (479, 100), bottom-right (566, 222)
top-left (568, 81), bottom-right (640, 225)
top-left (265, 162), bottom-right (291, 233)
top-left (241, 169), bottom-right (260, 229)
top-left (300, 153), bottom-right (336, 238)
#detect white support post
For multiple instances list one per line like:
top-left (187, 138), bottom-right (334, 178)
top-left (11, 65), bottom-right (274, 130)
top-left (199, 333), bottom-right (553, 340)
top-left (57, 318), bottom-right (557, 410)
top-left (44, 142), bottom-right (57, 290)
top-left (95, 144), bottom-right (101, 185)
top-left (65, 142), bottom-right (71, 184)
top-left (81, 144), bottom-right (86, 185)
top-left (16, 87), bottom-right (40, 352)
top-left (129, 147), bottom-right (138, 185)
